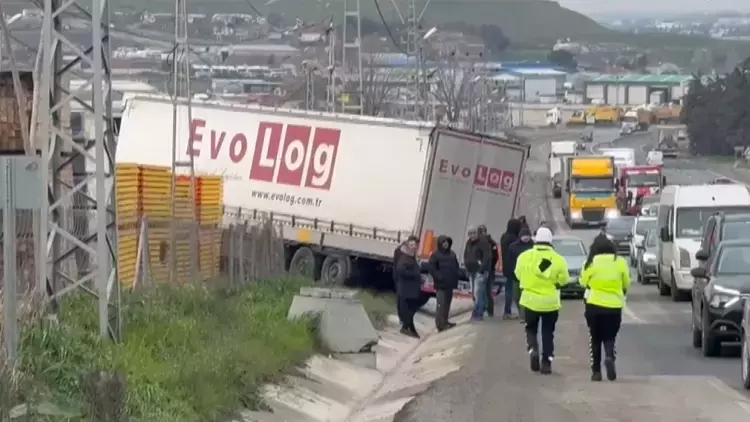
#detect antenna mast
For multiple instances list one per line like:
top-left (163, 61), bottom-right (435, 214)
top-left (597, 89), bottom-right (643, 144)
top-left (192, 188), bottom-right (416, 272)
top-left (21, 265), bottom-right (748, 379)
top-left (169, 0), bottom-right (198, 284)
top-left (341, 0), bottom-right (363, 114)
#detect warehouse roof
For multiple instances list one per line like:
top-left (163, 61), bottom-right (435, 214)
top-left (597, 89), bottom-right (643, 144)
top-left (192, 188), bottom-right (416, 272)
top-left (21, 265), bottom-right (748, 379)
top-left (588, 74), bottom-right (693, 85)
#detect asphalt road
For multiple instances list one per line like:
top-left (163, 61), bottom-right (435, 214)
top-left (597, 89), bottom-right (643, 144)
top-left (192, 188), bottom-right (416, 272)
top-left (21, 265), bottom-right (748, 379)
top-left (394, 128), bottom-right (750, 422)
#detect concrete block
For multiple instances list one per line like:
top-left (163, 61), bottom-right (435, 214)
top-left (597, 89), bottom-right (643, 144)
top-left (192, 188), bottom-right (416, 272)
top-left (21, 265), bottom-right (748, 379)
top-left (333, 352), bottom-right (377, 370)
top-left (288, 290), bottom-right (378, 353)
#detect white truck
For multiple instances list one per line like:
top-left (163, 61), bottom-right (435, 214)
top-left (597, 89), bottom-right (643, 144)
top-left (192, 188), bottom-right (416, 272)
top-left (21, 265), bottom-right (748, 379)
top-left (598, 147), bottom-right (635, 173)
top-left (117, 95), bottom-right (530, 289)
top-left (549, 141), bottom-right (578, 198)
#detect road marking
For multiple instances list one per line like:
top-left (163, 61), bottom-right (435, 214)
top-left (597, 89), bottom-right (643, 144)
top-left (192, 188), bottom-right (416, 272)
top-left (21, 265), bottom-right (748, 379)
top-left (622, 303), bottom-right (648, 324)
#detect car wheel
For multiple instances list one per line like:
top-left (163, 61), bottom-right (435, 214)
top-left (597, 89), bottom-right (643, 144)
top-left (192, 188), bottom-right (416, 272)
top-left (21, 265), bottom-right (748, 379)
top-left (701, 306), bottom-right (720, 357)
top-left (691, 306), bottom-right (702, 348)
top-left (670, 271), bottom-right (690, 302)
top-left (658, 277), bottom-right (671, 296)
top-left (742, 333), bottom-right (750, 389)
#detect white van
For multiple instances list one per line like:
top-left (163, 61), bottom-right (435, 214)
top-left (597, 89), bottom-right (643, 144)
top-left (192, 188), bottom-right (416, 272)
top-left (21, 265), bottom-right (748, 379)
top-left (647, 150), bottom-right (663, 166)
top-left (657, 184), bottom-right (750, 301)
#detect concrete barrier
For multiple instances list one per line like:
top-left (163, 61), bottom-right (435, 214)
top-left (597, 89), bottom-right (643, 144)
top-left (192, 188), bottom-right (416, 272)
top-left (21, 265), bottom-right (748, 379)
top-left (241, 291), bottom-right (477, 422)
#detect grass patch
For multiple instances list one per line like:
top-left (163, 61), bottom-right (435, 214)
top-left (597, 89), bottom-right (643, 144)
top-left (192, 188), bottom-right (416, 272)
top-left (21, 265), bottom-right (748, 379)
top-left (6, 277), bottom-right (318, 422)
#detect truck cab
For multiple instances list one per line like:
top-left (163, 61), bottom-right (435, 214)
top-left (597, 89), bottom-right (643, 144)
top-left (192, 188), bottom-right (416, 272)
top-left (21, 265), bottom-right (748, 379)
top-left (618, 165), bottom-right (665, 215)
top-left (562, 156), bottom-right (619, 228)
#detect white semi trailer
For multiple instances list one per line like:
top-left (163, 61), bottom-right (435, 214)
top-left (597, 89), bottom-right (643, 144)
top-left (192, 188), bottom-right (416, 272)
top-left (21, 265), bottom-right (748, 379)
top-left (117, 95), bottom-right (530, 288)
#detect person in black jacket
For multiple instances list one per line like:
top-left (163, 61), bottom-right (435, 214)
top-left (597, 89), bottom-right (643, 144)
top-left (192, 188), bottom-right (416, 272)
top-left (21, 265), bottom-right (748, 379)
top-left (500, 218), bottom-right (522, 291)
top-left (428, 235), bottom-right (460, 331)
top-left (464, 226), bottom-right (493, 321)
top-left (505, 227), bottom-right (534, 319)
top-left (396, 237), bottom-right (423, 338)
top-left (394, 235), bottom-right (419, 326)
top-left (478, 225), bottom-right (499, 317)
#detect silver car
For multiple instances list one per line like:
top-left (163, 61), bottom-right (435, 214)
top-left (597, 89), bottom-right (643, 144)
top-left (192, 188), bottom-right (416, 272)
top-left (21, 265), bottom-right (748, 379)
top-left (636, 229), bottom-right (659, 284)
top-left (630, 216), bottom-right (657, 266)
top-left (552, 235), bottom-right (587, 299)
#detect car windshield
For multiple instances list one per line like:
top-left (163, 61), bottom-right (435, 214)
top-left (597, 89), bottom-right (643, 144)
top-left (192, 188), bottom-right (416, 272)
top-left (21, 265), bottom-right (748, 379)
top-left (635, 219), bottom-right (657, 235)
top-left (715, 245), bottom-right (750, 275)
top-left (676, 206), bottom-right (750, 238)
top-left (721, 220), bottom-right (750, 240)
top-left (551, 239), bottom-right (586, 256)
top-left (626, 173), bottom-right (661, 187)
top-left (606, 218), bottom-right (634, 233)
top-left (571, 177), bottom-right (613, 191)
top-left (645, 230), bottom-right (658, 246)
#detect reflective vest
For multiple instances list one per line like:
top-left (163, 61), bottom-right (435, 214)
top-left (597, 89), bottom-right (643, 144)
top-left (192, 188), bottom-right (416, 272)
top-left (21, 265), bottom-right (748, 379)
top-left (580, 254), bottom-right (631, 309)
top-left (515, 245), bottom-right (569, 312)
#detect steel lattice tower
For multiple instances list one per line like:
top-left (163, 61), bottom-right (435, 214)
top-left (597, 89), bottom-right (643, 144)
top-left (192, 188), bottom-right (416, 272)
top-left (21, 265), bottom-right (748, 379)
top-left (34, 0), bottom-right (120, 340)
top-left (341, 0), bottom-right (363, 114)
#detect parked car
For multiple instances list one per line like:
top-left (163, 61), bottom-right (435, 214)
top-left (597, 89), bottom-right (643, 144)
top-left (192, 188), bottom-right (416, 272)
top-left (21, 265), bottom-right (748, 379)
top-left (635, 229), bottom-right (659, 284)
top-left (691, 239), bottom-right (750, 357)
top-left (696, 213), bottom-right (750, 265)
top-left (630, 216), bottom-right (657, 266)
top-left (604, 216), bottom-right (635, 255)
top-left (552, 235), bottom-right (587, 299)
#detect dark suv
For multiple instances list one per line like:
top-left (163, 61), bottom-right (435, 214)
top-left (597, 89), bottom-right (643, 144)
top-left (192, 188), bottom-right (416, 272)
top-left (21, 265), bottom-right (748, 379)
top-left (691, 239), bottom-right (750, 357)
top-left (696, 213), bottom-right (750, 264)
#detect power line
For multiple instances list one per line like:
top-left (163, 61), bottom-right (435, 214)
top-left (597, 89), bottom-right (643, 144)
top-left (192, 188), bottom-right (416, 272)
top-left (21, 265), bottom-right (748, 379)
top-left (372, 0), bottom-right (407, 54)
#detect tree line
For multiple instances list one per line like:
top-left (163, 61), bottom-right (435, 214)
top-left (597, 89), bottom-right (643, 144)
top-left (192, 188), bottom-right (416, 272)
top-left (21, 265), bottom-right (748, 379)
top-left (681, 57), bottom-right (750, 156)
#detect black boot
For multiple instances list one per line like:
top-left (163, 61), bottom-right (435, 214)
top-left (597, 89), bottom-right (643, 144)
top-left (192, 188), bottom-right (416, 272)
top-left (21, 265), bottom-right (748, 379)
top-left (603, 340), bottom-right (617, 381)
top-left (526, 331), bottom-right (540, 372)
top-left (540, 357), bottom-right (552, 375)
top-left (591, 372), bottom-right (602, 381)
top-left (529, 349), bottom-right (541, 372)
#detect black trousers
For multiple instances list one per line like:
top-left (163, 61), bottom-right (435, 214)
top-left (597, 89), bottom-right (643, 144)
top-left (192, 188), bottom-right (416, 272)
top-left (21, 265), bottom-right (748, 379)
top-left (524, 309), bottom-right (559, 360)
top-left (398, 296), bottom-right (421, 329)
top-left (584, 303), bottom-right (622, 372)
top-left (435, 289), bottom-right (454, 329)
top-left (485, 272), bottom-right (495, 316)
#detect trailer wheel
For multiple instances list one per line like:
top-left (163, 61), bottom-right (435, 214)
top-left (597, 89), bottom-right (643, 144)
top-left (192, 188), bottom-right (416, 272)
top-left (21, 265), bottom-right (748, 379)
top-left (289, 247), bottom-right (318, 280)
top-left (320, 254), bottom-right (351, 286)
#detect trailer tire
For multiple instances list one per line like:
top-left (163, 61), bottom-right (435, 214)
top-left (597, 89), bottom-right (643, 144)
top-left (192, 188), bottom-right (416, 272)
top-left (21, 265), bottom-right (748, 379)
top-left (320, 254), bottom-right (351, 286)
top-left (289, 247), bottom-right (318, 279)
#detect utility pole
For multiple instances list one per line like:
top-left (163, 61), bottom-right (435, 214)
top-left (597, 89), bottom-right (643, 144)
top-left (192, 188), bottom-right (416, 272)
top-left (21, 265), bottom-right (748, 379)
top-left (304, 61), bottom-right (316, 110)
top-left (35, 0), bottom-right (120, 340)
top-left (325, 22), bottom-right (336, 113)
top-left (341, 0), bottom-right (363, 114)
top-left (169, 0), bottom-right (198, 285)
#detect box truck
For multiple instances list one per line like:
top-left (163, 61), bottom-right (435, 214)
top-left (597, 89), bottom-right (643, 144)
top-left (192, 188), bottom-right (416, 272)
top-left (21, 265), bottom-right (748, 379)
top-left (117, 95), bottom-right (530, 289)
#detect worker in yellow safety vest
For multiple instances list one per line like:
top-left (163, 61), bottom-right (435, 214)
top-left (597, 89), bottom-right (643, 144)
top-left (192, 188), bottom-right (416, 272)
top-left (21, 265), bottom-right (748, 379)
top-left (580, 233), bottom-right (631, 382)
top-left (514, 227), bottom-right (569, 375)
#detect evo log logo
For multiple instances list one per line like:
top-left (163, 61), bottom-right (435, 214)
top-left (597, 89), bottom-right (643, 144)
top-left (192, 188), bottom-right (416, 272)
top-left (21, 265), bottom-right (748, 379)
top-left (187, 119), bottom-right (341, 190)
top-left (437, 158), bottom-right (516, 194)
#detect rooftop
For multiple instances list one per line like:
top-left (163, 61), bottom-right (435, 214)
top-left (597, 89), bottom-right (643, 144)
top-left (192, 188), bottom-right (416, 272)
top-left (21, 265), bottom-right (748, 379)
top-left (503, 68), bottom-right (568, 77)
top-left (589, 74), bottom-right (694, 85)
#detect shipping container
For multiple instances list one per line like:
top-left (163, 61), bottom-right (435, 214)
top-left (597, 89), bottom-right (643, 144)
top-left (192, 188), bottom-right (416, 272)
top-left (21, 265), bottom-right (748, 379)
top-left (117, 95), bottom-right (529, 288)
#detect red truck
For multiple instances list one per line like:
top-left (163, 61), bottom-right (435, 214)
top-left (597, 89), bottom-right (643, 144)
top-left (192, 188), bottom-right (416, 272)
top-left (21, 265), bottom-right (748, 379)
top-left (617, 165), bottom-right (666, 215)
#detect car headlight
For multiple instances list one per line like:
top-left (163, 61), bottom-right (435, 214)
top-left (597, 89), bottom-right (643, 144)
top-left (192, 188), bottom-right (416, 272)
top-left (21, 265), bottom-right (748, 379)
top-left (606, 233), bottom-right (613, 240)
top-left (605, 209), bottom-right (619, 219)
top-left (679, 248), bottom-right (691, 269)
top-left (571, 210), bottom-right (582, 219)
top-left (643, 252), bottom-right (656, 263)
top-left (708, 285), bottom-right (741, 308)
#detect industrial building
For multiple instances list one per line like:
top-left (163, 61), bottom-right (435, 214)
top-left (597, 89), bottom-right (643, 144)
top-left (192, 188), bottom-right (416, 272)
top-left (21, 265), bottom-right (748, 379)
top-left (584, 74), bottom-right (693, 105)
top-left (491, 67), bottom-right (568, 102)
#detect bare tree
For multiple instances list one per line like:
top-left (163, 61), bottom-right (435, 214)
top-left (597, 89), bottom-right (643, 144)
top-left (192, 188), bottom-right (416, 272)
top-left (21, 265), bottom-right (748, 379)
top-left (361, 54), bottom-right (399, 116)
top-left (429, 52), bottom-right (479, 124)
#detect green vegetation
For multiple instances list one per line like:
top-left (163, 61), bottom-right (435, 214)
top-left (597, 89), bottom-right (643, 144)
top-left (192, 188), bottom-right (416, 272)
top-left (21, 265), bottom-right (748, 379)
top-left (2, 277), bottom-right (397, 421)
top-left (0, 278), bottom-right (398, 421)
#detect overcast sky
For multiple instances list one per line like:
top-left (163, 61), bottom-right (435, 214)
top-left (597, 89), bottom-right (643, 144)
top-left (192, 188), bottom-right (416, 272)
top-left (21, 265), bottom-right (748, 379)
top-left (557, 0), bottom-right (750, 15)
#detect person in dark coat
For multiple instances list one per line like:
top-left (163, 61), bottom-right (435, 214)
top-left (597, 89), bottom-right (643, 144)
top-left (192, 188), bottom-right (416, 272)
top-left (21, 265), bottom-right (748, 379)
top-left (428, 235), bottom-right (460, 331)
top-left (464, 226), bottom-right (493, 321)
top-left (396, 237), bottom-right (423, 338)
top-left (505, 227), bottom-right (534, 319)
top-left (478, 225), bottom-right (499, 317)
top-left (394, 235), bottom-right (419, 326)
